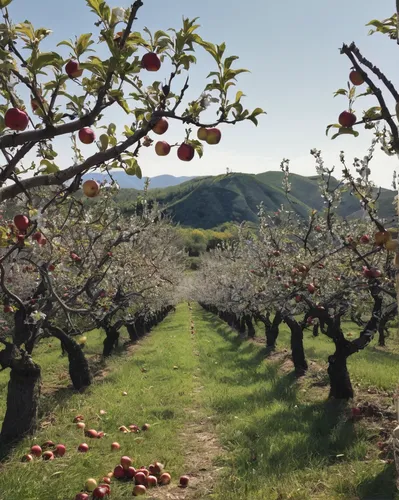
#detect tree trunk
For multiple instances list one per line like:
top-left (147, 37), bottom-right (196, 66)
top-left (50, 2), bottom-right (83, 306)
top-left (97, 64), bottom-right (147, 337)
top-left (49, 327), bottom-right (91, 390)
top-left (245, 315), bottom-right (255, 338)
top-left (313, 323), bottom-right (319, 337)
top-left (285, 317), bottom-right (308, 376)
top-left (327, 348), bottom-right (353, 399)
top-left (103, 326), bottom-right (119, 357)
top-left (127, 323), bottom-right (139, 342)
top-left (264, 312), bottom-right (282, 348)
top-left (0, 347), bottom-right (41, 445)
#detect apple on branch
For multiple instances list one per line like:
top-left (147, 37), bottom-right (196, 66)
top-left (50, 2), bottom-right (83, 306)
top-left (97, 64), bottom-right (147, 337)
top-left (82, 179), bottom-right (100, 198)
top-left (5, 108), bottom-right (29, 131)
top-left (65, 59), bottom-right (83, 78)
top-left (141, 52), bottom-right (161, 71)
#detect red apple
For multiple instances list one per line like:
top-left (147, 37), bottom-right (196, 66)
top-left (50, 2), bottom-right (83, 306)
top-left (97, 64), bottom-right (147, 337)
top-left (79, 127), bottom-right (96, 145)
top-left (141, 423), bottom-right (150, 431)
top-left (111, 442), bottom-right (120, 451)
top-left (138, 468), bottom-right (149, 477)
top-left (125, 466), bottom-right (137, 479)
top-left (54, 444), bottom-right (66, 457)
top-left (197, 127), bottom-right (208, 141)
top-left (77, 422), bottom-right (86, 430)
top-left (129, 425), bottom-right (140, 433)
top-left (155, 141), bottom-right (171, 156)
top-left (74, 494), bottom-right (89, 500)
top-left (307, 317), bottom-right (313, 325)
top-left (113, 465), bottom-right (125, 479)
top-left (339, 111), bottom-right (356, 128)
top-left (14, 215), bottom-right (29, 231)
top-left (314, 225), bottom-right (322, 232)
top-left (134, 472), bottom-right (146, 485)
top-left (121, 456), bottom-right (132, 470)
top-left (349, 70), bottom-right (364, 86)
top-left (295, 295), bottom-right (302, 303)
top-left (21, 454), bottom-right (33, 462)
top-left (73, 415), bottom-right (84, 423)
top-left (147, 475), bottom-right (157, 487)
top-left (351, 407), bottom-right (361, 417)
top-left (42, 451), bottom-right (54, 461)
top-left (5, 108), bottom-right (29, 131)
top-left (102, 477), bottom-right (111, 485)
top-left (86, 429), bottom-right (98, 439)
top-left (141, 52), bottom-right (161, 71)
top-left (30, 445), bottom-right (42, 457)
top-left (133, 485), bottom-right (147, 496)
top-left (307, 283), bottom-right (315, 294)
top-left (77, 443), bottom-right (89, 453)
top-left (159, 472), bottom-right (171, 485)
top-left (206, 128), bottom-right (222, 145)
top-left (92, 486), bottom-right (109, 499)
top-left (3, 305), bottom-right (12, 313)
top-left (153, 118), bottom-right (168, 135)
top-left (179, 475), bottom-right (189, 488)
top-left (82, 179), bottom-right (100, 198)
top-left (177, 143), bottom-right (195, 162)
top-left (65, 59), bottom-right (83, 78)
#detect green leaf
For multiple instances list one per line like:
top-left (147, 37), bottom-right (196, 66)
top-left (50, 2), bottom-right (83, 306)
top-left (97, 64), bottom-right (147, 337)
top-left (31, 52), bottom-right (63, 72)
top-left (333, 88), bottom-right (348, 97)
top-left (76, 33), bottom-right (94, 57)
top-left (235, 91), bottom-right (245, 102)
top-left (325, 123), bottom-right (341, 136)
top-left (0, 0), bottom-right (13, 8)
top-left (40, 160), bottom-right (59, 174)
top-left (86, 0), bottom-right (103, 16)
top-left (57, 39), bottom-right (74, 50)
top-left (99, 134), bottom-right (109, 151)
top-left (108, 123), bottom-right (116, 135)
top-left (135, 164), bottom-right (142, 179)
top-left (224, 55), bottom-right (239, 70)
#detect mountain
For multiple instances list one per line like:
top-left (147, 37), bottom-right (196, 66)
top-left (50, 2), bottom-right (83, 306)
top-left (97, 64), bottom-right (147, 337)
top-left (114, 171), bottom-right (397, 229)
top-left (83, 172), bottom-right (197, 189)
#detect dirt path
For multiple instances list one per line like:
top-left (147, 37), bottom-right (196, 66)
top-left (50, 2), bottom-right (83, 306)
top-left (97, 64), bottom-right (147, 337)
top-left (148, 303), bottom-right (224, 499)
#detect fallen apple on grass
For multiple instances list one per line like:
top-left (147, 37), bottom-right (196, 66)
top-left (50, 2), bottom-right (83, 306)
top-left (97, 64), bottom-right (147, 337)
top-left (111, 442), bottom-right (121, 451)
top-left (54, 444), bottom-right (66, 457)
top-left (78, 443), bottom-right (89, 453)
top-left (133, 485), bottom-right (147, 496)
top-left (30, 445), bottom-right (42, 458)
top-left (85, 478), bottom-right (98, 492)
top-left (159, 472), bottom-right (171, 485)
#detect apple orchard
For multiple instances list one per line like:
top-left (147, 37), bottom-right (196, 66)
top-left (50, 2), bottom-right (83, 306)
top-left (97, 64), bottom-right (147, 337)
top-left (0, 0), bottom-right (398, 498)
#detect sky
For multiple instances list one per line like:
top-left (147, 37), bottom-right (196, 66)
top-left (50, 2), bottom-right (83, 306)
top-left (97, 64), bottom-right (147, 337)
top-left (7, 0), bottom-right (399, 188)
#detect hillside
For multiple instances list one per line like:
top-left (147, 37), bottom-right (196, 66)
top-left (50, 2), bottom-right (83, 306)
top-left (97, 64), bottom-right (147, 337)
top-left (114, 171), bottom-right (397, 229)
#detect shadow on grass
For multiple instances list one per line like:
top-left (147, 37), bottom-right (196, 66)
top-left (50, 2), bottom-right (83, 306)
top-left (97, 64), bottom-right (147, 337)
top-left (356, 462), bottom-right (397, 499)
top-left (198, 307), bottom-right (397, 496)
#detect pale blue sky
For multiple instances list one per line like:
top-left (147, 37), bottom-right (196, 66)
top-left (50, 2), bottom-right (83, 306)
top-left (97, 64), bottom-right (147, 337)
top-left (8, 0), bottom-right (398, 187)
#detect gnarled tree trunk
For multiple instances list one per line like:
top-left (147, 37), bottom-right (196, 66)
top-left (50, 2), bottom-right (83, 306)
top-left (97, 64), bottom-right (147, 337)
top-left (49, 327), bottom-right (91, 390)
top-left (0, 344), bottom-right (41, 445)
top-left (285, 316), bottom-right (308, 376)
top-left (103, 325), bottom-right (120, 357)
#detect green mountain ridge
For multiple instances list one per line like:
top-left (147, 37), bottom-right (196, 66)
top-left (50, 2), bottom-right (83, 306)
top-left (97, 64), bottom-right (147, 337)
top-left (115, 171), bottom-right (397, 229)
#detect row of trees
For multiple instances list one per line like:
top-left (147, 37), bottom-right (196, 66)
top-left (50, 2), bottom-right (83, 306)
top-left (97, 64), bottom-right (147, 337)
top-left (0, 190), bottom-right (185, 443)
top-left (193, 145), bottom-right (397, 400)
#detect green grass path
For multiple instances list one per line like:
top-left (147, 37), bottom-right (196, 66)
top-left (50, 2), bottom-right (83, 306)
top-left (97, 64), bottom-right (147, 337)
top-left (192, 303), bottom-right (398, 500)
top-left (0, 303), bottom-right (397, 500)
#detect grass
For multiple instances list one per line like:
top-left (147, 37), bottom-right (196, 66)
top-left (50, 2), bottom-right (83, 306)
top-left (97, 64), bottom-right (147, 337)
top-left (0, 307), bottom-right (197, 500)
top-left (193, 305), bottom-right (399, 500)
top-left (0, 303), bottom-right (397, 499)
